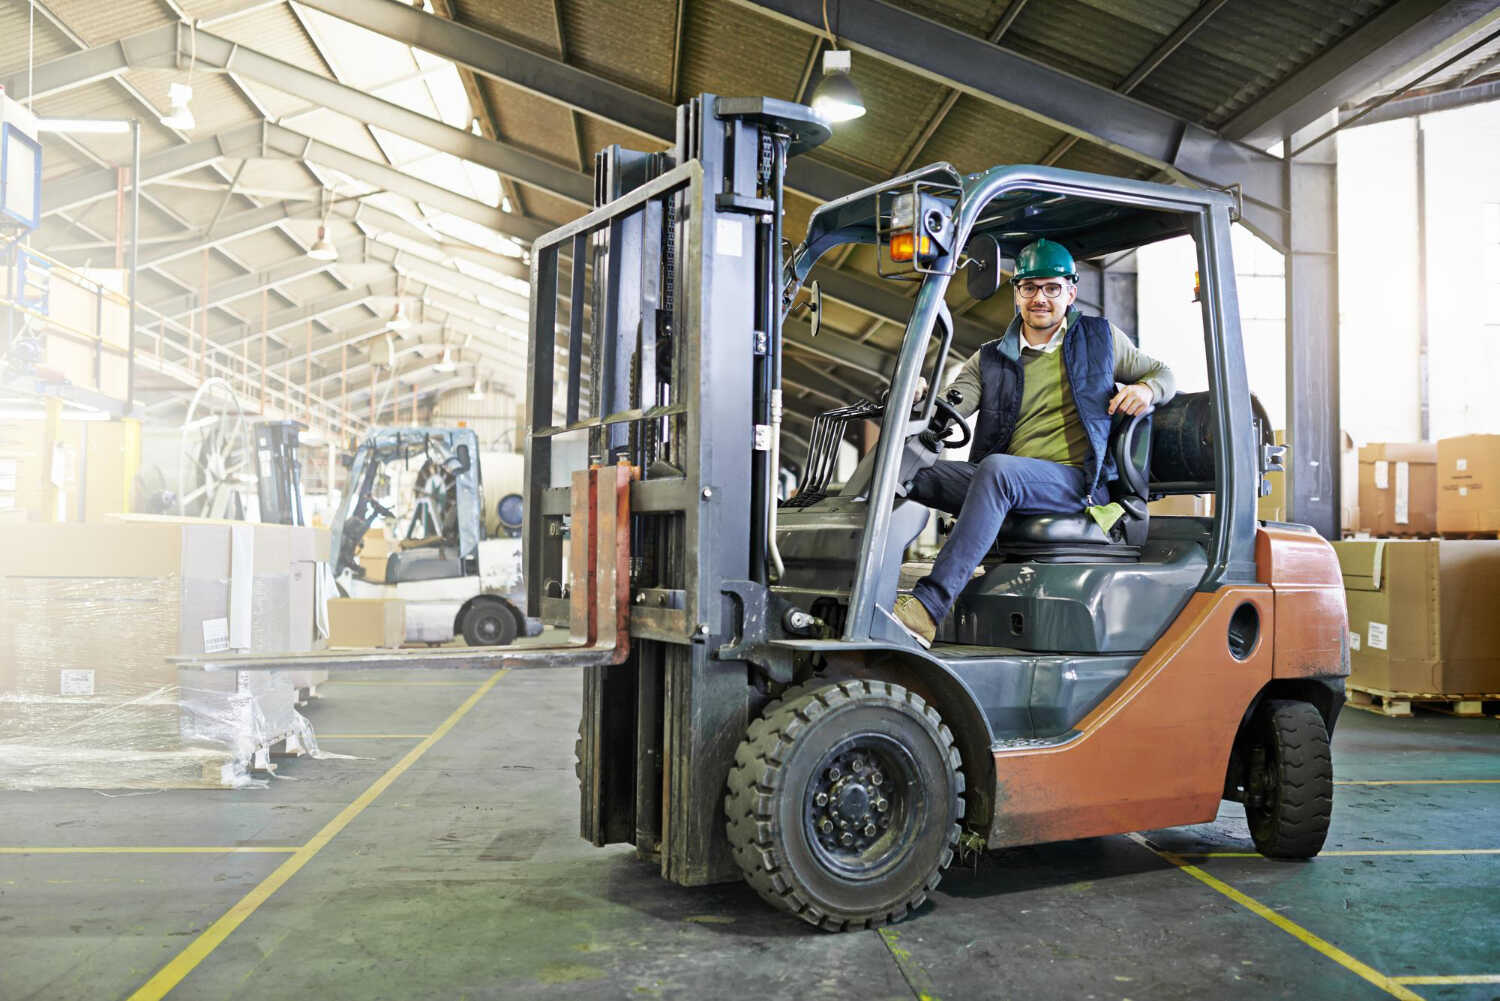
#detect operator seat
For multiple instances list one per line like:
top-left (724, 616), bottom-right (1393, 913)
top-left (383, 547), bottom-right (465, 583)
top-left (987, 408), bottom-right (1153, 564)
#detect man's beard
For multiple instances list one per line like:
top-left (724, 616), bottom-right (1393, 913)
top-left (1022, 306), bottom-right (1061, 333)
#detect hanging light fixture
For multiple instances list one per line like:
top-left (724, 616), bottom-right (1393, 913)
top-left (811, 49), bottom-right (865, 122)
top-left (307, 187), bottom-right (337, 260)
top-left (810, 2), bottom-right (865, 123)
top-left (161, 82), bottom-right (196, 131)
top-left (388, 301), bottom-right (411, 332)
top-left (468, 377), bottom-right (486, 401)
top-left (307, 223), bottom-right (337, 261)
top-left (434, 343), bottom-right (456, 373)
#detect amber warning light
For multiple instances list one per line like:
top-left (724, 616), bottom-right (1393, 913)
top-left (890, 231), bottom-right (931, 263)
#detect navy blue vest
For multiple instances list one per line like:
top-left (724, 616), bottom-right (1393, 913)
top-left (969, 308), bottom-right (1118, 492)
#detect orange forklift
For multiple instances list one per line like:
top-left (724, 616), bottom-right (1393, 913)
top-left (521, 94), bottom-right (1348, 931)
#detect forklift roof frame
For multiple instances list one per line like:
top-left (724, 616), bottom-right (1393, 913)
top-left (787, 164), bottom-right (1257, 644)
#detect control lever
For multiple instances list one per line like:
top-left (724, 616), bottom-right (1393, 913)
top-left (919, 388), bottom-right (969, 451)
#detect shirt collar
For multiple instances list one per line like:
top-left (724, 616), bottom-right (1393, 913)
top-left (1019, 310), bottom-right (1070, 354)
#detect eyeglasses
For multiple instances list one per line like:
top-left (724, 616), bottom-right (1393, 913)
top-left (1013, 281), bottom-right (1071, 300)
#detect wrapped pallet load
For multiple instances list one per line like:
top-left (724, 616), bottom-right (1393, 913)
top-left (0, 517), bottom-right (329, 789)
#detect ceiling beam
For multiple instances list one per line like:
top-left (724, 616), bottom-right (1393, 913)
top-left (734, 0), bottom-right (1286, 237)
top-left (809, 264), bottom-right (992, 349)
top-left (219, 278), bottom-right (397, 350)
top-left (1220, 0), bottom-right (1500, 145)
top-left (42, 122), bottom-right (264, 218)
top-left (293, 0), bottom-right (872, 203)
top-left (8, 23), bottom-right (593, 208)
top-left (1340, 74), bottom-right (1500, 126)
top-left (136, 200), bottom-right (309, 268)
top-left (144, 237), bottom-right (367, 320)
top-left (782, 318), bottom-right (893, 381)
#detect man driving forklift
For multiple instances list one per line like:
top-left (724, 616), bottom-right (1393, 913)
top-left (893, 238), bottom-right (1176, 648)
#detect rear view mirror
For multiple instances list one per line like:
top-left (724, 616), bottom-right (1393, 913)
top-left (807, 279), bottom-right (822, 337)
top-left (965, 232), bottom-right (1006, 301)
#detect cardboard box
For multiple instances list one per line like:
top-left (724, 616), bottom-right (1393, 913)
top-left (1437, 434), bottom-right (1500, 535)
top-left (1333, 539), bottom-right (1500, 694)
top-left (328, 597), bottom-right (405, 648)
top-left (358, 553), bottom-right (390, 583)
top-left (360, 527), bottom-right (394, 558)
top-left (1148, 494), bottom-right (1213, 517)
top-left (1358, 443), bottom-right (1437, 536)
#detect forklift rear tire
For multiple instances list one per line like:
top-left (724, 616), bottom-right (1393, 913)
top-left (725, 679), bottom-right (965, 931)
top-left (1245, 699), bottom-right (1332, 859)
top-left (459, 598), bottom-right (517, 647)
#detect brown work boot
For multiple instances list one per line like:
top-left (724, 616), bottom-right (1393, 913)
top-left (893, 594), bottom-right (936, 649)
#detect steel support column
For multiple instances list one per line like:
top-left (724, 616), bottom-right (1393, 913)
top-left (1283, 118), bottom-right (1340, 539)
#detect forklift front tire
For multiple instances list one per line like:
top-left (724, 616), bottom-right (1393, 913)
top-left (725, 680), bottom-right (964, 931)
top-left (459, 598), bottom-right (518, 647)
top-left (1244, 699), bottom-right (1333, 859)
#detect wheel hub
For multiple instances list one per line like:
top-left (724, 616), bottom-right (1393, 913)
top-left (809, 748), bottom-right (894, 856)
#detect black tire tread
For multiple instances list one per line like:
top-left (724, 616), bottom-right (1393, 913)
top-left (1248, 699), bottom-right (1333, 859)
top-left (724, 679), bottom-right (965, 931)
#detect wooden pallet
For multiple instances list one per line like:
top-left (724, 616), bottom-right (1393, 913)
top-left (1348, 685), bottom-right (1500, 718)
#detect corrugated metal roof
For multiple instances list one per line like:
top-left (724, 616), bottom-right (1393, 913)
top-left (5, 0), bottom-right (1484, 423)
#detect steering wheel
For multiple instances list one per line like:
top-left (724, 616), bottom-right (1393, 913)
top-left (927, 396), bottom-right (972, 449)
top-left (368, 497), bottom-right (396, 520)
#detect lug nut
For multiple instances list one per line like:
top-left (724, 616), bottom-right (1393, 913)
top-left (876, 799), bottom-right (888, 812)
top-left (870, 772), bottom-right (882, 785)
top-left (829, 766), bottom-right (840, 780)
top-left (852, 757), bottom-right (864, 771)
top-left (865, 823), bottom-right (876, 837)
top-left (814, 792), bottom-right (828, 806)
top-left (840, 833), bottom-right (853, 846)
top-left (819, 819), bottom-right (832, 833)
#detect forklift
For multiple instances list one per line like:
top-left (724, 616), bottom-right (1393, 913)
top-left (523, 94), bottom-right (1348, 931)
top-left (330, 427), bottom-right (531, 646)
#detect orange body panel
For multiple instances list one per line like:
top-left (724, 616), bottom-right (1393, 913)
top-left (1256, 525), bottom-right (1349, 681)
top-left (988, 586), bottom-right (1274, 848)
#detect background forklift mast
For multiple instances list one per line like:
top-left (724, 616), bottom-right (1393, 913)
top-left (524, 93), bottom-right (1347, 926)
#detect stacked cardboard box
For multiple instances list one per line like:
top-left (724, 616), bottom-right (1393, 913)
top-left (1437, 435), bottom-right (1500, 535)
top-left (358, 526), bottom-right (393, 582)
top-left (328, 597), bottom-right (406, 648)
top-left (1332, 539), bottom-right (1500, 696)
top-left (1358, 443), bottom-right (1437, 536)
top-left (0, 417), bottom-right (139, 523)
top-left (0, 519), bottom-right (326, 788)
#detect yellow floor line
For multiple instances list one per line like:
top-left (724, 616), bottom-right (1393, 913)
top-left (1393, 975), bottom-right (1500, 985)
top-left (0, 847), bottom-right (298, 855)
top-left (322, 680), bottom-right (482, 686)
top-left (1187, 848), bottom-right (1500, 859)
top-left (877, 927), bottom-right (943, 1001)
top-left (1337, 779), bottom-right (1500, 786)
top-left (314, 733), bottom-right (431, 739)
top-left (1126, 833), bottom-right (1427, 1001)
top-left (126, 668), bottom-right (508, 1001)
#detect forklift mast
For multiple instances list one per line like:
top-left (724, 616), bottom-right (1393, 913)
top-left (523, 95), bottom-right (830, 884)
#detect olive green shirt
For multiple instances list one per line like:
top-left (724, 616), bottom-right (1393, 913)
top-left (946, 315), bottom-right (1175, 469)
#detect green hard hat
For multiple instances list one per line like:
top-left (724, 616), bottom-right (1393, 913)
top-left (1012, 239), bottom-right (1078, 282)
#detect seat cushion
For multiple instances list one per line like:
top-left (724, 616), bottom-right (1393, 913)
top-left (995, 512), bottom-right (1110, 546)
top-left (386, 549), bottom-right (465, 583)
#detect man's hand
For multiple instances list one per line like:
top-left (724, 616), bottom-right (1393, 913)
top-left (1108, 382), bottom-right (1153, 416)
top-left (914, 376), bottom-right (929, 402)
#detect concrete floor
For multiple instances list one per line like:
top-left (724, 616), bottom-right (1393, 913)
top-left (1, 667), bottom-right (1497, 1001)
